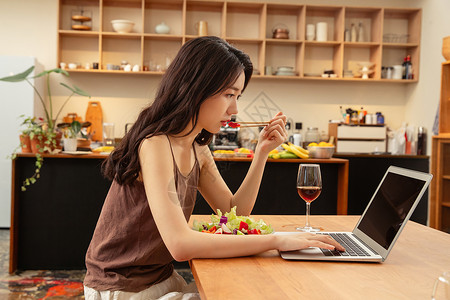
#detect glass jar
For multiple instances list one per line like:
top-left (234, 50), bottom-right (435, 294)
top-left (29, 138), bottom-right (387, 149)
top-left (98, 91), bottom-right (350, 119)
top-left (303, 127), bottom-right (320, 147)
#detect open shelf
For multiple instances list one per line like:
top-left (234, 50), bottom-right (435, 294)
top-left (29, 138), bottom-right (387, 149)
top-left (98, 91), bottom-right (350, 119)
top-left (58, 0), bottom-right (421, 82)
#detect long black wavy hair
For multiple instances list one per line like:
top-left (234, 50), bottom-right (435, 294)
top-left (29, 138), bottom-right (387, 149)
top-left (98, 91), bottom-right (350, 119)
top-left (102, 36), bottom-right (253, 185)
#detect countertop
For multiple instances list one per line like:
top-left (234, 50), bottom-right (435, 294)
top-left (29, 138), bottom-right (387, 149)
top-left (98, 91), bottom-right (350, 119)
top-left (333, 153), bottom-right (429, 159)
top-left (15, 152), bottom-right (428, 160)
top-left (16, 152), bottom-right (349, 163)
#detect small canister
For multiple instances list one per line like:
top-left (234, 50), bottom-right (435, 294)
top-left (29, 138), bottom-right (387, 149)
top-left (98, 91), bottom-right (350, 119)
top-left (303, 127), bottom-right (320, 147)
top-left (386, 67), bottom-right (393, 79)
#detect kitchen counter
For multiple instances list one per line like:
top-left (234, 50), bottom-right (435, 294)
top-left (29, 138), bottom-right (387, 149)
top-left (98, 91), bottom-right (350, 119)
top-left (333, 152), bottom-right (430, 224)
top-left (9, 153), bottom-right (348, 272)
top-left (334, 153), bottom-right (429, 159)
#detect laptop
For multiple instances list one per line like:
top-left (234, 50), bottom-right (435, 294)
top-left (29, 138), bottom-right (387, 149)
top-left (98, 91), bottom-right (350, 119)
top-left (278, 166), bottom-right (433, 262)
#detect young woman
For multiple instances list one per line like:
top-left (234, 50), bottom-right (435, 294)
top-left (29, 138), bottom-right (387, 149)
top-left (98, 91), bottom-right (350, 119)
top-left (83, 36), bottom-right (343, 299)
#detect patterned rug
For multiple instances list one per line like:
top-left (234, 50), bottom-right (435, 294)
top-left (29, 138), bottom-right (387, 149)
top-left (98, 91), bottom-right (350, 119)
top-left (0, 229), bottom-right (194, 299)
top-left (1, 270), bottom-right (85, 299)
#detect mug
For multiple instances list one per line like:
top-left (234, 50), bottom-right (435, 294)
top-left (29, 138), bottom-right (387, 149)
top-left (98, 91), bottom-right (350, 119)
top-left (306, 24), bottom-right (315, 41)
top-left (195, 21), bottom-right (208, 36)
top-left (316, 22), bottom-right (328, 41)
top-left (432, 271), bottom-right (450, 300)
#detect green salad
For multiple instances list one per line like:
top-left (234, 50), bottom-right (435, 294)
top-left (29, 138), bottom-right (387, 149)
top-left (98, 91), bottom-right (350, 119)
top-left (193, 206), bottom-right (273, 235)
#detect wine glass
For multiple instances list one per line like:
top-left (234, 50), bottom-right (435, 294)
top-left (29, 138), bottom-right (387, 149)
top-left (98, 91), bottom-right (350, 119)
top-left (296, 164), bottom-right (322, 232)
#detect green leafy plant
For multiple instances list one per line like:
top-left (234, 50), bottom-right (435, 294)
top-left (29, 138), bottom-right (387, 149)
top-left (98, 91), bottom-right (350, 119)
top-left (0, 66), bottom-right (90, 191)
top-left (58, 120), bottom-right (91, 139)
top-left (0, 66), bottom-right (90, 131)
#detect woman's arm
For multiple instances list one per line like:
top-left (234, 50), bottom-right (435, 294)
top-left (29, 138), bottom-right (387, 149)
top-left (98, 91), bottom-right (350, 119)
top-left (198, 112), bottom-right (287, 216)
top-left (140, 135), bottom-right (343, 261)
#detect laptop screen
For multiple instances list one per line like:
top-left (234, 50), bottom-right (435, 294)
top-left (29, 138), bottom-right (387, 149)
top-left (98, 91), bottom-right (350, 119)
top-left (356, 172), bottom-right (426, 250)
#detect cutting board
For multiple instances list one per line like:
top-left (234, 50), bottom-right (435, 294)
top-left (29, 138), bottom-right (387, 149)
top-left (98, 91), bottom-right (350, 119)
top-left (85, 101), bottom-right (103, 142)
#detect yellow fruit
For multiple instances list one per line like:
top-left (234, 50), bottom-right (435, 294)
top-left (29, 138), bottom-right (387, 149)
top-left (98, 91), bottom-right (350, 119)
top-left (318, 142), bottom-right (328, 146)
top-left (238, 148), bottom-right (251, 153)
top-left (268, 149), bottom-right (279, 156)
top-left (281, 143), bottom-right (292, 152)
top-left (308, 142), bottom-right (318, 147)
top-left (288, 142), bottom-right (309, 155)
top-left (272, 153), bottom-right (280, 159)
top-left (282, 143), bottom-right (309, 159)
top-left (92, 146), bottom-right (115, 153)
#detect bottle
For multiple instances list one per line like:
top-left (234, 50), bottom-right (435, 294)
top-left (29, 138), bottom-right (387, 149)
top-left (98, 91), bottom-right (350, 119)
top-left (344, 29), bottom-right (350, 42)
top-left (402, 56), bottom-right (407, 79)
top-left (358, 107), bottom-right (365, 124)
top-left (357, 22), bottom-right (364, 42)
top-left (405, 55), bottom-right (413, 79)
top-left (351, 23), bottom-right (357, 42)
top-left (417, 127), bottom-right (426, 155)
top-left (386, 67), bottom-right (393, 79)
top-left (365, 113), bottom-right (372, 125)
top-left (293, 122), bottom-right (303, 147)
top-left (376, 112), bottom-right (385, 125)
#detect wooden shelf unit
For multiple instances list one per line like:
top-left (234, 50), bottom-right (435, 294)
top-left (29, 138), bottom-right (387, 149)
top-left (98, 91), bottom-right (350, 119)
top-left (58, 0), bottom-right (421, 82)
top-left (430, 61), bottom-right (450, 233)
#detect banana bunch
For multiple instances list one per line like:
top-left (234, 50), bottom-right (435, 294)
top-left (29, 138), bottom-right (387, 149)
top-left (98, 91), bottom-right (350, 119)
top-left (268, 143), bottom-right (309, 159)
top-left (280, 142), bottom-right (309, 159)
top-left (92, 146), bottom-right (115, 153)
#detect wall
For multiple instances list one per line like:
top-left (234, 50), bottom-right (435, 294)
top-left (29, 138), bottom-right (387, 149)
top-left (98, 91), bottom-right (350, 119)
top-left (0, 0), bottom-right (449, 225)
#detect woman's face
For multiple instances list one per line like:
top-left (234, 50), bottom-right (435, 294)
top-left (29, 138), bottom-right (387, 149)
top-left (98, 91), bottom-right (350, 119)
top-left (197, 71), bottom-right (245, 134)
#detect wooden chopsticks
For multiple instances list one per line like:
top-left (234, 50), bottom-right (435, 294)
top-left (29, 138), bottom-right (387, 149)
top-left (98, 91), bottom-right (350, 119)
top-left (237, 121), bottom-right (270, 128)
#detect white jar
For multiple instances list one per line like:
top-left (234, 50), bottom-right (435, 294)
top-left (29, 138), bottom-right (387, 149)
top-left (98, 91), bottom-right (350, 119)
top-left (293, 133), bottom-right (302, 146)
top-left (316, 22), bottom-right (327, 41)
top-left (392, 65), bottom-right (403, 79)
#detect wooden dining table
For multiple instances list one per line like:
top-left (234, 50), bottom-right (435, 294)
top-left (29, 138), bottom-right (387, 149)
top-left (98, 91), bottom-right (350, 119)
top-left (189, 215), bottom-right (450, 300)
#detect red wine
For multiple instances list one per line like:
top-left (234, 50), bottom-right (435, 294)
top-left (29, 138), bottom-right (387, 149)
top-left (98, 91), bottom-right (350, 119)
top-left (297, 186), bottom-right (322, 202)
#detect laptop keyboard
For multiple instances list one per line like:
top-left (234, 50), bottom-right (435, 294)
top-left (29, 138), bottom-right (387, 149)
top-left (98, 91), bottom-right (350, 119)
top-left (318, 233), bottom-right (371, 257)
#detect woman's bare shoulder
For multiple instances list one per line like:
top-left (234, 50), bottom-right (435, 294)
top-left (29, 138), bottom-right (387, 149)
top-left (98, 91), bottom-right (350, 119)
top-left (139, 135), bottom-right (170, 155)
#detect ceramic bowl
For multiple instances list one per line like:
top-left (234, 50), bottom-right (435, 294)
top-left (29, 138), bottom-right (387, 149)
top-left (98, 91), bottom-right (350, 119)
top-left (307, 146), bottom-right (335, 159)
top-left (111, 20), bottom-right (135, 33)
top-left (277, 66), bottom-right (294, 72)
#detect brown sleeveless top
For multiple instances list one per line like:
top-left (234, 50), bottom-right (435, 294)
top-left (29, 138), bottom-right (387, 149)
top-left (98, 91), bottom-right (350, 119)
top-left (84, 137), bottom-right (200, 292)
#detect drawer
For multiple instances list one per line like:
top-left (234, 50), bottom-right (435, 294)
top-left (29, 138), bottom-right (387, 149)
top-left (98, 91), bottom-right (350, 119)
top-left (337, 126), bottom-right (386, 139)
top-left (337, 140), bottom-right (386, 153)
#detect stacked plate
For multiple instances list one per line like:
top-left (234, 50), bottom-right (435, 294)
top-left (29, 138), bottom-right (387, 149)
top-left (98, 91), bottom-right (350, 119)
top-left (275, 66), bottom-right (297, 76)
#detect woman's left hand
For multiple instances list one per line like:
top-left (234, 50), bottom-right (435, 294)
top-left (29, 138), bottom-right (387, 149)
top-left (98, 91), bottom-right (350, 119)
top-left (256, 112), bottom-right (288, 155)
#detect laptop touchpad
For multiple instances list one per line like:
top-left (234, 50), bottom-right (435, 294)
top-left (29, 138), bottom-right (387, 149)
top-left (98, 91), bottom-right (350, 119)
top-left (284, 247), bottom-right (323, 256)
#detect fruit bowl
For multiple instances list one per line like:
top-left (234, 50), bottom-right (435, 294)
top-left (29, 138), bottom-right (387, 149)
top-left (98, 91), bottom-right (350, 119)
top-left (307, 146), bottom-right (335, 159)
top-left (111, 20), bottom-right (135, 33)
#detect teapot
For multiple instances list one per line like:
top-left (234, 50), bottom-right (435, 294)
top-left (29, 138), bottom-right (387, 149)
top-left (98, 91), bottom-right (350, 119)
top-left (272, 24), bottom-right (289, 39)
top-left (155, 22), bottom-right (170, 34)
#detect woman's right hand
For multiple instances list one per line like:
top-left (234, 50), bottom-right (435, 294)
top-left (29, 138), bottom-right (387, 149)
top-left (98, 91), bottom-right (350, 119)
top-left (276, 233), bottom-right (346, 252)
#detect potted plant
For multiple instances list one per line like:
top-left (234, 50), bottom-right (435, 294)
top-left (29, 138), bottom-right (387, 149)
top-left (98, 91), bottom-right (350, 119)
top-left (1, 66), bottom-right (90, 191)
top-left (59, 120), bottom-right (91, 152)
top-left (18, 115), bottom-right (36, 154)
